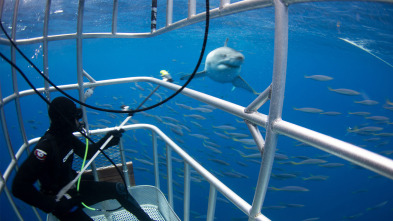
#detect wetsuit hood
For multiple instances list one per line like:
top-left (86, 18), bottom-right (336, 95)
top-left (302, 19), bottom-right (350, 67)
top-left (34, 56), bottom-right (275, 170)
top-left (48, 96), bottom-right (79, 135)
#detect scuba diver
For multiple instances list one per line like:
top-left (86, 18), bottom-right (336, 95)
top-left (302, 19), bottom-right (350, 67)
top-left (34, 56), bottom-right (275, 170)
top-left (12, 96), bottom-right (154, 221)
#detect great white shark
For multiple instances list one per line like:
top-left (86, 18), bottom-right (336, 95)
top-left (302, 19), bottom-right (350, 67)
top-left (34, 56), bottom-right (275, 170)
top-left (180, 39), bottom-right (258, 94)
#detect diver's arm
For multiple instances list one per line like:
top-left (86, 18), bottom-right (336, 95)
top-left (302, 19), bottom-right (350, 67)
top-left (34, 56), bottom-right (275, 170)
top-left (72, 135), bottom-right (107, 159)
top-left (73, 130), bottom-right (123, 159)
top-left (12, 151), bottom-right (56, 213)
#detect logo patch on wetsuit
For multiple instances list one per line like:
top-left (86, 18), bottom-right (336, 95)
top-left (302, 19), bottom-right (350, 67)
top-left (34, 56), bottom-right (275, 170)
top-left (34, 149), bottom-right (47, 160)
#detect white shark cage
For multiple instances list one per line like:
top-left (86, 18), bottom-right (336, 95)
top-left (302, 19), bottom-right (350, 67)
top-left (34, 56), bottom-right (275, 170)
top-left (1, 0), bottom-right (393, 221)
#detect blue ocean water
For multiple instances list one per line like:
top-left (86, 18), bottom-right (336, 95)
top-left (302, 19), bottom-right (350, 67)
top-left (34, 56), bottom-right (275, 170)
top-left (1, 0), bottom-right (393, 221)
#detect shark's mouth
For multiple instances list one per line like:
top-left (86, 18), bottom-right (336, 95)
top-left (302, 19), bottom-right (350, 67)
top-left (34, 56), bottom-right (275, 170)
top-left (220, 56), bottom-right (244, 68)
top-left (221, 62), bottom-right (241, 68)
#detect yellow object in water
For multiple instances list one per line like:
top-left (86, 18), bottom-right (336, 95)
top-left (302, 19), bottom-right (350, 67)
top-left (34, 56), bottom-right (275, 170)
top-left (160, 70), bottom-right (169, 76)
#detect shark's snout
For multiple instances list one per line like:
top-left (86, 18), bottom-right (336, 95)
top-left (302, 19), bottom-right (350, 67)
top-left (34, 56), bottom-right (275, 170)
top-left (235, 55), bottom-right (245, 62)
top-left (225, 54), bottom-right (244, 67)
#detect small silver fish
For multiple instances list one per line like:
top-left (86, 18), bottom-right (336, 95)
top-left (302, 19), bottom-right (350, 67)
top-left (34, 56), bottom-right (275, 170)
top-left (269, 186), bottom-right (309, 192)
top-left (320, 111), bottom-right (342, 116)
top-left (191, 107), bottom-right (213, 113)
top-left (294, 107), bottom-right (323, 113)
top-left (189, 133), bottom-right (209, 139)
top-left (209, 159), bottom-right (229, 166)
top-left (354, 100), bottom-right (379, 105)
top-left (175, 102), bottom-right (193, 110)
top-left (328, 87), bottom-right (360, 96)
top-left (348, 111), bottom-right (371, 116)
top-left (304, 75), bottom-right (333, 81)
top-left (184, 114), bottom-right (206, 120)
top-left (366, 116), bottom-right (389, 121)
top-left (213, 125), bottom-right (237, 130)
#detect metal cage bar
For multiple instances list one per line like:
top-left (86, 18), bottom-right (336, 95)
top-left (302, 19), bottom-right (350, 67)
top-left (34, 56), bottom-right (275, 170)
top-left (249, 0), bottom-right (289, 218)
top-left (76, 0), bottom-right (85, 108)
top-left (245, 121), bottom-right (265, 153)
top-left (188, 0), bottom-right (196, 18)
top-left (206, 184), bottom-right (217, 221)
top-left (245, 84), bottom-right (271, 113)
top-left (43, 0), bottom-right (51, 101)
top-left (0, 0), bottom-right (4, 18)
top-left (119, 139), bottom-right (132, 188)
top-left (0, 80), bottom-right (15, 194)
top-left (152, 131), bottom-right (160, 188)
top-left (112, 0), bottom-right (118, 34)
top-left (151, 0), bottom-right (157, 32)
top-left (10, 0), bottom-right (29, 152)
top-left (183, 163), bottom-right (191, 221)
top-left (166, 0), bottom-right (173, 26)
top-left (166, 144), bottom-right (174, 208)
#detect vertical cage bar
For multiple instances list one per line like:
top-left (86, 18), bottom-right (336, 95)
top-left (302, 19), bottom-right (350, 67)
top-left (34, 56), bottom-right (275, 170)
top-left (76, 0), bottom-right (85, 106)
top-left (80, 70), bottom-right (96, 132)
top-left (220, 0), bottom-right (230, 9)
top-left (43, 0), bottom-right (51, 101)
top-left (112, 0), bottom-right (118, 34)
top-left (183, 163), bottom-right (190, 221)
top-left (206, 184), bottom-right (217, 221)
top-left (10, 0), bottom-right (28, 160)
top-left (11, 0), bottom-right (28, 145)
top-left (166, 144), bottom-right (174, 208)
top-left (269, 0), bottom-right (288, 121)
top-left (152, 132), bottom-right (160, 188)
top-left (11, 1), bottom-right (19, 39)
top-left (0, 0), bottom-right (4, 23)
top-left (188, 0), bottom-right (196, 18)
top-left (151, 0), bottom-right (157, 32)
top-left (119, 138), bottom-right (131, 188)
top-left (76, 0), bottom-right (90, 148)
top-left (249, 0), bottom-right (288, 219)
top-left (0, 82), bottom-right (14, 167)
top-left (82, 70), bottom-right (95, 134)
top-left (76, 0), bottom-right (100, 181)
top-left (90, 163), bottom-right (99, 181)
top-left (166, 0), bottom-right (173, 26)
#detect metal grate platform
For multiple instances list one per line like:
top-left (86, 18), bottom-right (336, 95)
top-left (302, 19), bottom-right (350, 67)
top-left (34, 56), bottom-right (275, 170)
top-left (90, 204), bottom-right (165, 221)
top-left (47, 185), bottom-right (179, 221)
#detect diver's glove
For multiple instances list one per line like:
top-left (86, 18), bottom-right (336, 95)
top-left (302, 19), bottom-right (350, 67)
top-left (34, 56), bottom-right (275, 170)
top-left (52, 194), bottom-right (81, 217)
top-left (102, 129), bottom-right (125, 149)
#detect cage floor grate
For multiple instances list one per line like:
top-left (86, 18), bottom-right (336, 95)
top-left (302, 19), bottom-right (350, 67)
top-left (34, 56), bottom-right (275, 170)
top-left (91, 204), bottom-right (165, 221)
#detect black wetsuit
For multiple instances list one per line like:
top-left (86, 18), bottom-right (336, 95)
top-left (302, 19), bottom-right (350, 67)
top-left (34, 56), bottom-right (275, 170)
top-left (12, 130), bottom-right (153, 221)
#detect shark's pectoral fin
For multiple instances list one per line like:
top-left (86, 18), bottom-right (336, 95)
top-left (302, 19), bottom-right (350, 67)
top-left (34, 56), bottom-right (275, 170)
top-left (180, 71), bottom-right (207, 80)
top-left (232, 76), bottom-right (259, 95)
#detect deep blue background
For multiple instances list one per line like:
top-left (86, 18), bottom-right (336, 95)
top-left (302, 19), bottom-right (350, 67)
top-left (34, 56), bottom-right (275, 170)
top-left (1, 0), bottom-right (393, 220)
